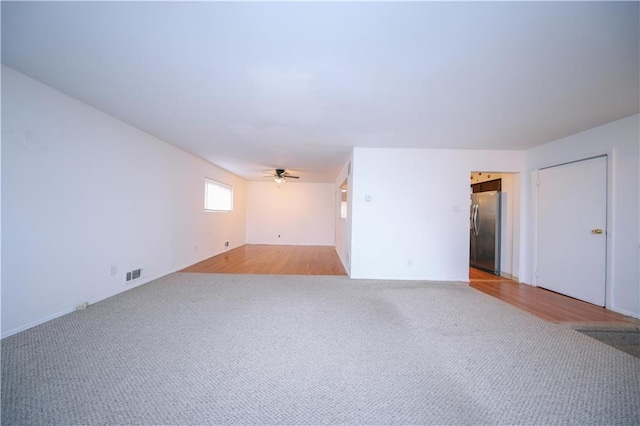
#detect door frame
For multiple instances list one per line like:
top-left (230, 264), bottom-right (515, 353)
top-left (532, 152), bottom-right (613, 309)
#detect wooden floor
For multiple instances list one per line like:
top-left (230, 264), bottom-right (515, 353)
top-left (469, 267), bottom-right (637, 324)
top-left (180, 244), bottom-right (347, 275)
top-left (181, 245), bottom-right (635, 325)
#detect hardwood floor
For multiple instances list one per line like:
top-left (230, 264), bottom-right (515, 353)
top-left (180, 244), bottom-right (347, 275)
top-left (469, 267), bottom-right (515, 281)
top-left (469, 267), bottom-right (637, 324)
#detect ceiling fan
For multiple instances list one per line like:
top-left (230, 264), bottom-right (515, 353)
top-left (265, 169), bottom-right (300, 183)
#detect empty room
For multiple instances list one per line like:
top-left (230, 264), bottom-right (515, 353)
top-left (2, 2), bottom-right (639, 425)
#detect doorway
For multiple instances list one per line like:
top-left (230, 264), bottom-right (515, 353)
top-left (469, 172), bottom-right (519, 280)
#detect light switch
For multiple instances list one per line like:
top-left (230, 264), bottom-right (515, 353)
top-left (365, 195), bottom-right (372, 202)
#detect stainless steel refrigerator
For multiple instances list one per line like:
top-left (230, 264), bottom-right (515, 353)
top-left (470, 191), bottom-right (501, 274)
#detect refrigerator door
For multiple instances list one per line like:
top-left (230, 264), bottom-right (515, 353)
top-left (469, 194), bottom-right (478, 266)
top-left (470, 192), bottom-right (501, 274)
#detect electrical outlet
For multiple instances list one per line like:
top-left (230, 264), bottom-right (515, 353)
top-left (224, 241), bottom-right (229, 247)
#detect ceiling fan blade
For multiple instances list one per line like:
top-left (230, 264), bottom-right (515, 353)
top-left (284, 175), bottom-right (300, 179)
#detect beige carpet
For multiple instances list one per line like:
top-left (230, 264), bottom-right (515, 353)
top-left (3, 273), bottom-right (639, 424)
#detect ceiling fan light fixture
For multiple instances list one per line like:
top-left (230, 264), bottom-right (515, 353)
top-left (266, 168), bottom-right (297, 184)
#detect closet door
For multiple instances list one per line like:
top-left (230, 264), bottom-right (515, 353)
top-left (536, 156), bottom-right (607, 306)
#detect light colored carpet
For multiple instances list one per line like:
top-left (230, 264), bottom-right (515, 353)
top-left (2, 273), bottom-right (639, 425)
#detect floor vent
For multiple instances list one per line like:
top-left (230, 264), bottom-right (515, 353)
top-left (125, 268), bottom-right (142, 283)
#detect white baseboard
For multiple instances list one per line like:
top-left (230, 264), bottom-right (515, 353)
top-left (1, 306), bottom-right (77, 339)
top-left (608, 306), bottom-right (640, 320)
top-left (1, 269), bottom-right (176, 340)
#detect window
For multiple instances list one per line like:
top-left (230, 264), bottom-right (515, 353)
top-left (205, 178), bottom-right (233, 211)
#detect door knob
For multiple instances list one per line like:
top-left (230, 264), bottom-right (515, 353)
top-left (591, 229), bottom-right (603, 234)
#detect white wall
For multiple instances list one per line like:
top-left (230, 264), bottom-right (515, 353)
top-left (246, 181), bottom-right (335, 246)
top-left (334, 155), bottom-right (353, 273)
top-left (1, 66), bottom-right (247, 337)
top-left (349, 148), bottom-right (525, 281)
top-left (524, 114), bottom-right (639, 318)
top-left (499, 173), bottom-right (519, 279)
top-left (169, 161), bottom-right (246, 269)
top-left (0, 65), bottom-right (3, 336)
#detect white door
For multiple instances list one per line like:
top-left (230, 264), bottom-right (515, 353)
top-left (536, 156), bottom-right (607, 306)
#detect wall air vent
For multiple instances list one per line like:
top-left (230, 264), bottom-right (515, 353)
top-left (125, 268), bottom-right (142, 284)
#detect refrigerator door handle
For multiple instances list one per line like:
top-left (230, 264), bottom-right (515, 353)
top-left (472, 205), bottom-right (476, 236)
top-left (473, 204), bottom-right (479, 236)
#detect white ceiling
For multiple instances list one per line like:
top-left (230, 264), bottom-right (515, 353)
top-left (2, 2), bottom-right (638, 183)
